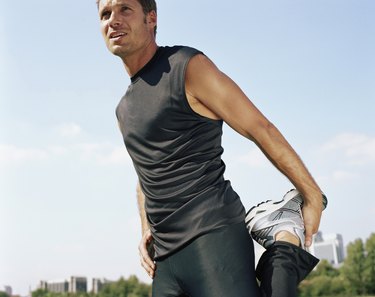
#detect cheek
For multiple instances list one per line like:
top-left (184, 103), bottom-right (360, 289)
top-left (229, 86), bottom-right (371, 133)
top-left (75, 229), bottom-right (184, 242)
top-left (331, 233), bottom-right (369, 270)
top-left (100, 23), bottom-right (108, 36)
top-left (100, 25), bottom-right (110, 43)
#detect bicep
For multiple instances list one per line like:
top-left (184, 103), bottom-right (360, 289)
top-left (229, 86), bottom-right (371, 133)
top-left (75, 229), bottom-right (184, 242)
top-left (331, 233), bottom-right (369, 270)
top-left (185, 54), bottom-right (271, 141)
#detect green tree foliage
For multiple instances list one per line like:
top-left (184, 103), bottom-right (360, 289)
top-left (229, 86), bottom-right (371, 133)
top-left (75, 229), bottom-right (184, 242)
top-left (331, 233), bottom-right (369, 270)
top-left (365, 233), bottom-right (375, 294)
top-left (32, 289), bottom-right (48, 297)
top-left (0, 292), bottom-right (9, 297)
top-left (308, 259), bottom-right (340, 278)
top-left (303, 274), bottom-right (350, 297)
top-left (342, 238), bottom-right (367, 295)
top-left (299, 261), bottom-right (347, 297)
top-left (299, 233), bottom-right (375, 296)
top-left (98, 276), bottom-right (150, 297)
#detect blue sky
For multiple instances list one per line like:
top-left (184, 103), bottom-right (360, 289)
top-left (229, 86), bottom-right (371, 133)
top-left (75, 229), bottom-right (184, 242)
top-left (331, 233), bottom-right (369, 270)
top-left (1, 0), bottom-right (374, 295)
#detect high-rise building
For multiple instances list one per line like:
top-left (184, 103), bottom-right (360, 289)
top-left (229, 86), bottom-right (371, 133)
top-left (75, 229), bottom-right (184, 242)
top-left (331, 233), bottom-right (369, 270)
top-left (69, 277), bottom-right (87, 293)
top-left (39, 279), bottom-right (69, 293)
top-left (92, 278), bottom-right (112, 294)
top-left (310, 231), bottom-right (345, 267)
top-left (0, 285), bottom-right (12, 296)
top-left (39, 277), bottom-right (87, 293)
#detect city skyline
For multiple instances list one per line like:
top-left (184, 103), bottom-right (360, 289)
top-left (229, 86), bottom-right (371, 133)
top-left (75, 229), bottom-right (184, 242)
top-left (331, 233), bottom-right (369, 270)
top-left (1, 0), bottom-right (374, 295)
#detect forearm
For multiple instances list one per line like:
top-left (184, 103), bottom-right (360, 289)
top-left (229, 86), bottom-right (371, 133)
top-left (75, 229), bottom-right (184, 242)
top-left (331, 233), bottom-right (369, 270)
top-left (136, 182), bottom-right (150, 235)
top-left (254, 122), bottom-right (322, 205)
top-left (136, 182), bottom-right (156, 277)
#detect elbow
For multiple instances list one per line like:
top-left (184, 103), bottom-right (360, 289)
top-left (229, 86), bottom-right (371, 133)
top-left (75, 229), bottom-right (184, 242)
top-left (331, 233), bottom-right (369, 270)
top-left (249, 120), bottom-right (277, 144)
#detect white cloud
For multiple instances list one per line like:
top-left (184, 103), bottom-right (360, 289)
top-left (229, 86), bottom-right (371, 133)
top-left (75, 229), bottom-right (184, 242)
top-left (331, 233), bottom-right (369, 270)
top-left (314, 133), bottom-right (375, 185)
top-left (0, 142), bottom-right (131, 167)
top-left (57, 123), bottom-right (82, 138)
top-left (0, 144), bottom-right (48, 164)
top-left (322, 133), bottom-right (375, 165)
top-left (47, 145), bottom-right (68, 156)
top-left (316, 171), bottom-right (359, 186)
top-left (75, 142), bottom-right (108, 157)
top-left (332, 170), bottom-right (359, 183)
top-left (97, 146), bottom-right (132, 165)
top-left (235, 148), bottom-right (269, 168)
top-left (74, 143), bottom-right (131, 165)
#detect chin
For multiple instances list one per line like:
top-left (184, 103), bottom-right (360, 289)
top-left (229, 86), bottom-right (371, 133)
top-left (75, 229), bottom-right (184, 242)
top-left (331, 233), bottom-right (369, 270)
top-left (112, 50), bottom-right (127, 59)
top-left (109, 45), bottom-right (128, 57)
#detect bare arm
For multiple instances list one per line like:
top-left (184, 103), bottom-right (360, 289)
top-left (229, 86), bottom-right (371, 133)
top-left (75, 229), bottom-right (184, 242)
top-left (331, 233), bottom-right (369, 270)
top-left (136, 182), bottom-right (150, 236)
top-left (185, 54), bottom-right (323, 246)
top-left (136, 182), bottom-right (156, 278)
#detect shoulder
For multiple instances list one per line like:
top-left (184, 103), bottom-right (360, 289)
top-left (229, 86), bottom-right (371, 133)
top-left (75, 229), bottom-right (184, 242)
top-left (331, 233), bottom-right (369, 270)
top-left (160, 45), bottom-right (204, 61)
top-left (177, 45), bottom-right (203, 56)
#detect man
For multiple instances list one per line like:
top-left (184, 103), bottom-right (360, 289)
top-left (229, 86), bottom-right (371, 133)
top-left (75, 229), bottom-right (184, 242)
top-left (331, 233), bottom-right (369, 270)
top-left (97, 0), bottom-right (326, 296)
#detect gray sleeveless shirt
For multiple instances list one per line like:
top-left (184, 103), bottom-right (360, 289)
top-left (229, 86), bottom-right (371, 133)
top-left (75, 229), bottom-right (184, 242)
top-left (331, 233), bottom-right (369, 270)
top-left (116, 46), bottom-right (245, 259)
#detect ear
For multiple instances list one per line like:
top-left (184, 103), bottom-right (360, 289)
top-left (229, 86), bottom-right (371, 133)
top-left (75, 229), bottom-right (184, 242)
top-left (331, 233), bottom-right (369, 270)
top-left (147, 10), bottom-right (157, 27)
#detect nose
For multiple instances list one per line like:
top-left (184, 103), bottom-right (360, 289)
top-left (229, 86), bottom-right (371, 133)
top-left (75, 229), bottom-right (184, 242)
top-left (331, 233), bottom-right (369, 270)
top-left (108, 11), bottom-right (121, 28)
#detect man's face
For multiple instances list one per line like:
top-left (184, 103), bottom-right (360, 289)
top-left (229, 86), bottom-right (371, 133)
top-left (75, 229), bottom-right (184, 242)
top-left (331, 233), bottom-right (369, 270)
top-left (98, 0), bottom-right (156, 58)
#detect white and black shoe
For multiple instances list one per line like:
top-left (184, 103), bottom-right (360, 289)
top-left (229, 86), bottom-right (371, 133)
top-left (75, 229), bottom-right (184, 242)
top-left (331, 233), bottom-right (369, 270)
top-left (245, 189), bottom-right (327, 249)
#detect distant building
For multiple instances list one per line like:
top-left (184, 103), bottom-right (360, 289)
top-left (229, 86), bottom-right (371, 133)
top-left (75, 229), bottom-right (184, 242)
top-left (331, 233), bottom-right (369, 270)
top-left (39, 281), bottom-right (47, 291)
top-left (0, 285), bottom-right (12, 296)
top-left (92, 278), bottom-right (112, 294)
top-left (39, 279), bottom-right (69, 293)
top-left (69, 277), bottom-right (87, 293)
top-left (310, 231), bottom-right (345, 267)
top-left (39, 277), bottom-right (87, 293)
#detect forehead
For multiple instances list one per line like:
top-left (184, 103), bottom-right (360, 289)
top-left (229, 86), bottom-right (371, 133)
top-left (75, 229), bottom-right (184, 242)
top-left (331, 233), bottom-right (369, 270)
top-left (98, 0), bottom-right (140, 10)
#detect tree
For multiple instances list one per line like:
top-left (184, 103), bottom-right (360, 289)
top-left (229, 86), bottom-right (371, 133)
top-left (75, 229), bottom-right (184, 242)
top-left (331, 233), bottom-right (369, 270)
top-left (97, 275), bottom-right (151, 297)
top-left (299, 235), bottom-right (375, 296)
top-left (299, 261), bottom-right (346, 297)
top-left (0, 292), bottom-right (9, 297)
top-left (308, 259), bottom-right (339, 278)
top-left (365, 233), bottom-right (375, 294)
top-left (342, 238), bottom-right (367, 295)
top-left (32, 289), bottom-right (48, 297)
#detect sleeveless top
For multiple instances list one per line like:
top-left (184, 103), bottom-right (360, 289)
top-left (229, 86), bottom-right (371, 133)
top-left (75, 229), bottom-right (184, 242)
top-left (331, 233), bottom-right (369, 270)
top-left (116, 46), bottom-right (245, 259)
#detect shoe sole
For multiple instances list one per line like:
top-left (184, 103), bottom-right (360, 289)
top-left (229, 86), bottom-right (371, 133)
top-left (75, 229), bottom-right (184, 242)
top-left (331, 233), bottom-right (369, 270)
top-left (245, 189), bottom-right (301, 231)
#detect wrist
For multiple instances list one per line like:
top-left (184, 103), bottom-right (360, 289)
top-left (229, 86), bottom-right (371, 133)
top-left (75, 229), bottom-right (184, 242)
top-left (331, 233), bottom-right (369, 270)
top-left (303, 191), bottom-right (327, 210)
top-left (142, 227), bottom-right (150, 236)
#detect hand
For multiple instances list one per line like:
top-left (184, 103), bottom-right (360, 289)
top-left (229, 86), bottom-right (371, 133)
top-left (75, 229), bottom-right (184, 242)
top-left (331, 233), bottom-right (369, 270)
top-left (302, 197), bottom-right (323, 247)
top-left (138, 229), bottom-right (156, 279)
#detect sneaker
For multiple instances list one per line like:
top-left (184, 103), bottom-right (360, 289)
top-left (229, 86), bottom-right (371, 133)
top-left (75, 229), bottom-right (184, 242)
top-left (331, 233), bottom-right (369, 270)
top-left (245, 189), bottom-right (306, 249)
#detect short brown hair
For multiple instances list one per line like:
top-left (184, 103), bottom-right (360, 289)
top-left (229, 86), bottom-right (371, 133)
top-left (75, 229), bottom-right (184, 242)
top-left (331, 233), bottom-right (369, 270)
top-left (96, 0), bottom-right (157, 35)
top-left (137, 0), bottom-right (157, 15)
top-left (138, 0), bottom-right (157, 35)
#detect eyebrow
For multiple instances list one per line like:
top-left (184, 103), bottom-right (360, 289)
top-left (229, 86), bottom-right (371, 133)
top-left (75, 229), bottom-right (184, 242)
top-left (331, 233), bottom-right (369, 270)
top-left (98, 4), bottom-right (108, 15)
top-left (99, 1), bottom-right (134, 14)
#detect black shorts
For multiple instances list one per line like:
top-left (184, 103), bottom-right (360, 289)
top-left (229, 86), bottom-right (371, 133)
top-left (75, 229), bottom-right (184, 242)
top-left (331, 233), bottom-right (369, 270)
top-left (152, 222), bottom-right (261, 297)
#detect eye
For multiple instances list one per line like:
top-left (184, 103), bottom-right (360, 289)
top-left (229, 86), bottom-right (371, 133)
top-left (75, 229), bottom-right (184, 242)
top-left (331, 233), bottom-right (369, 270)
top-left (121, 5), bottom-right (130, 12)
top-left (100, 10), bottom-right (111, 20)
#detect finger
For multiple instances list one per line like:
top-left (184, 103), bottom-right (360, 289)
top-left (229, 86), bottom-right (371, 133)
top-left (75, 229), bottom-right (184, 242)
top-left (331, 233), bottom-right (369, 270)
top-left (304, 226), bottom-right (313, 247)
top-left (140, 255), bottom-right (155, 277)
top-left (139, 247), bottom-right (155, 275)
top-left (142, 248), bottom-right (156, 270)
top-left (139, 242), bottom-right (156, 270)
top-left (140, 254), bottom-right (155, 278)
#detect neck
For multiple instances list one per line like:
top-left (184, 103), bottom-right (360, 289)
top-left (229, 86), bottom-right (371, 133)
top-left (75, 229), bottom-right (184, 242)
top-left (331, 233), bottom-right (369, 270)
top-left (122, 41), bottom-right (158, 77)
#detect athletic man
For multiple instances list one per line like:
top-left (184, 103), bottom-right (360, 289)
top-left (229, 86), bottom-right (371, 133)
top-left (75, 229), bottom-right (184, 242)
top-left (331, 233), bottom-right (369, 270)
top-left (97, 0), bottom-right (326, 296)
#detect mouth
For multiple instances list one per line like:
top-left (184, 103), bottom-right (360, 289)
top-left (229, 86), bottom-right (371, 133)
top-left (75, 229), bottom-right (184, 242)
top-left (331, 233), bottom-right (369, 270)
top-left (109, 32), bottom-right (127, 39)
